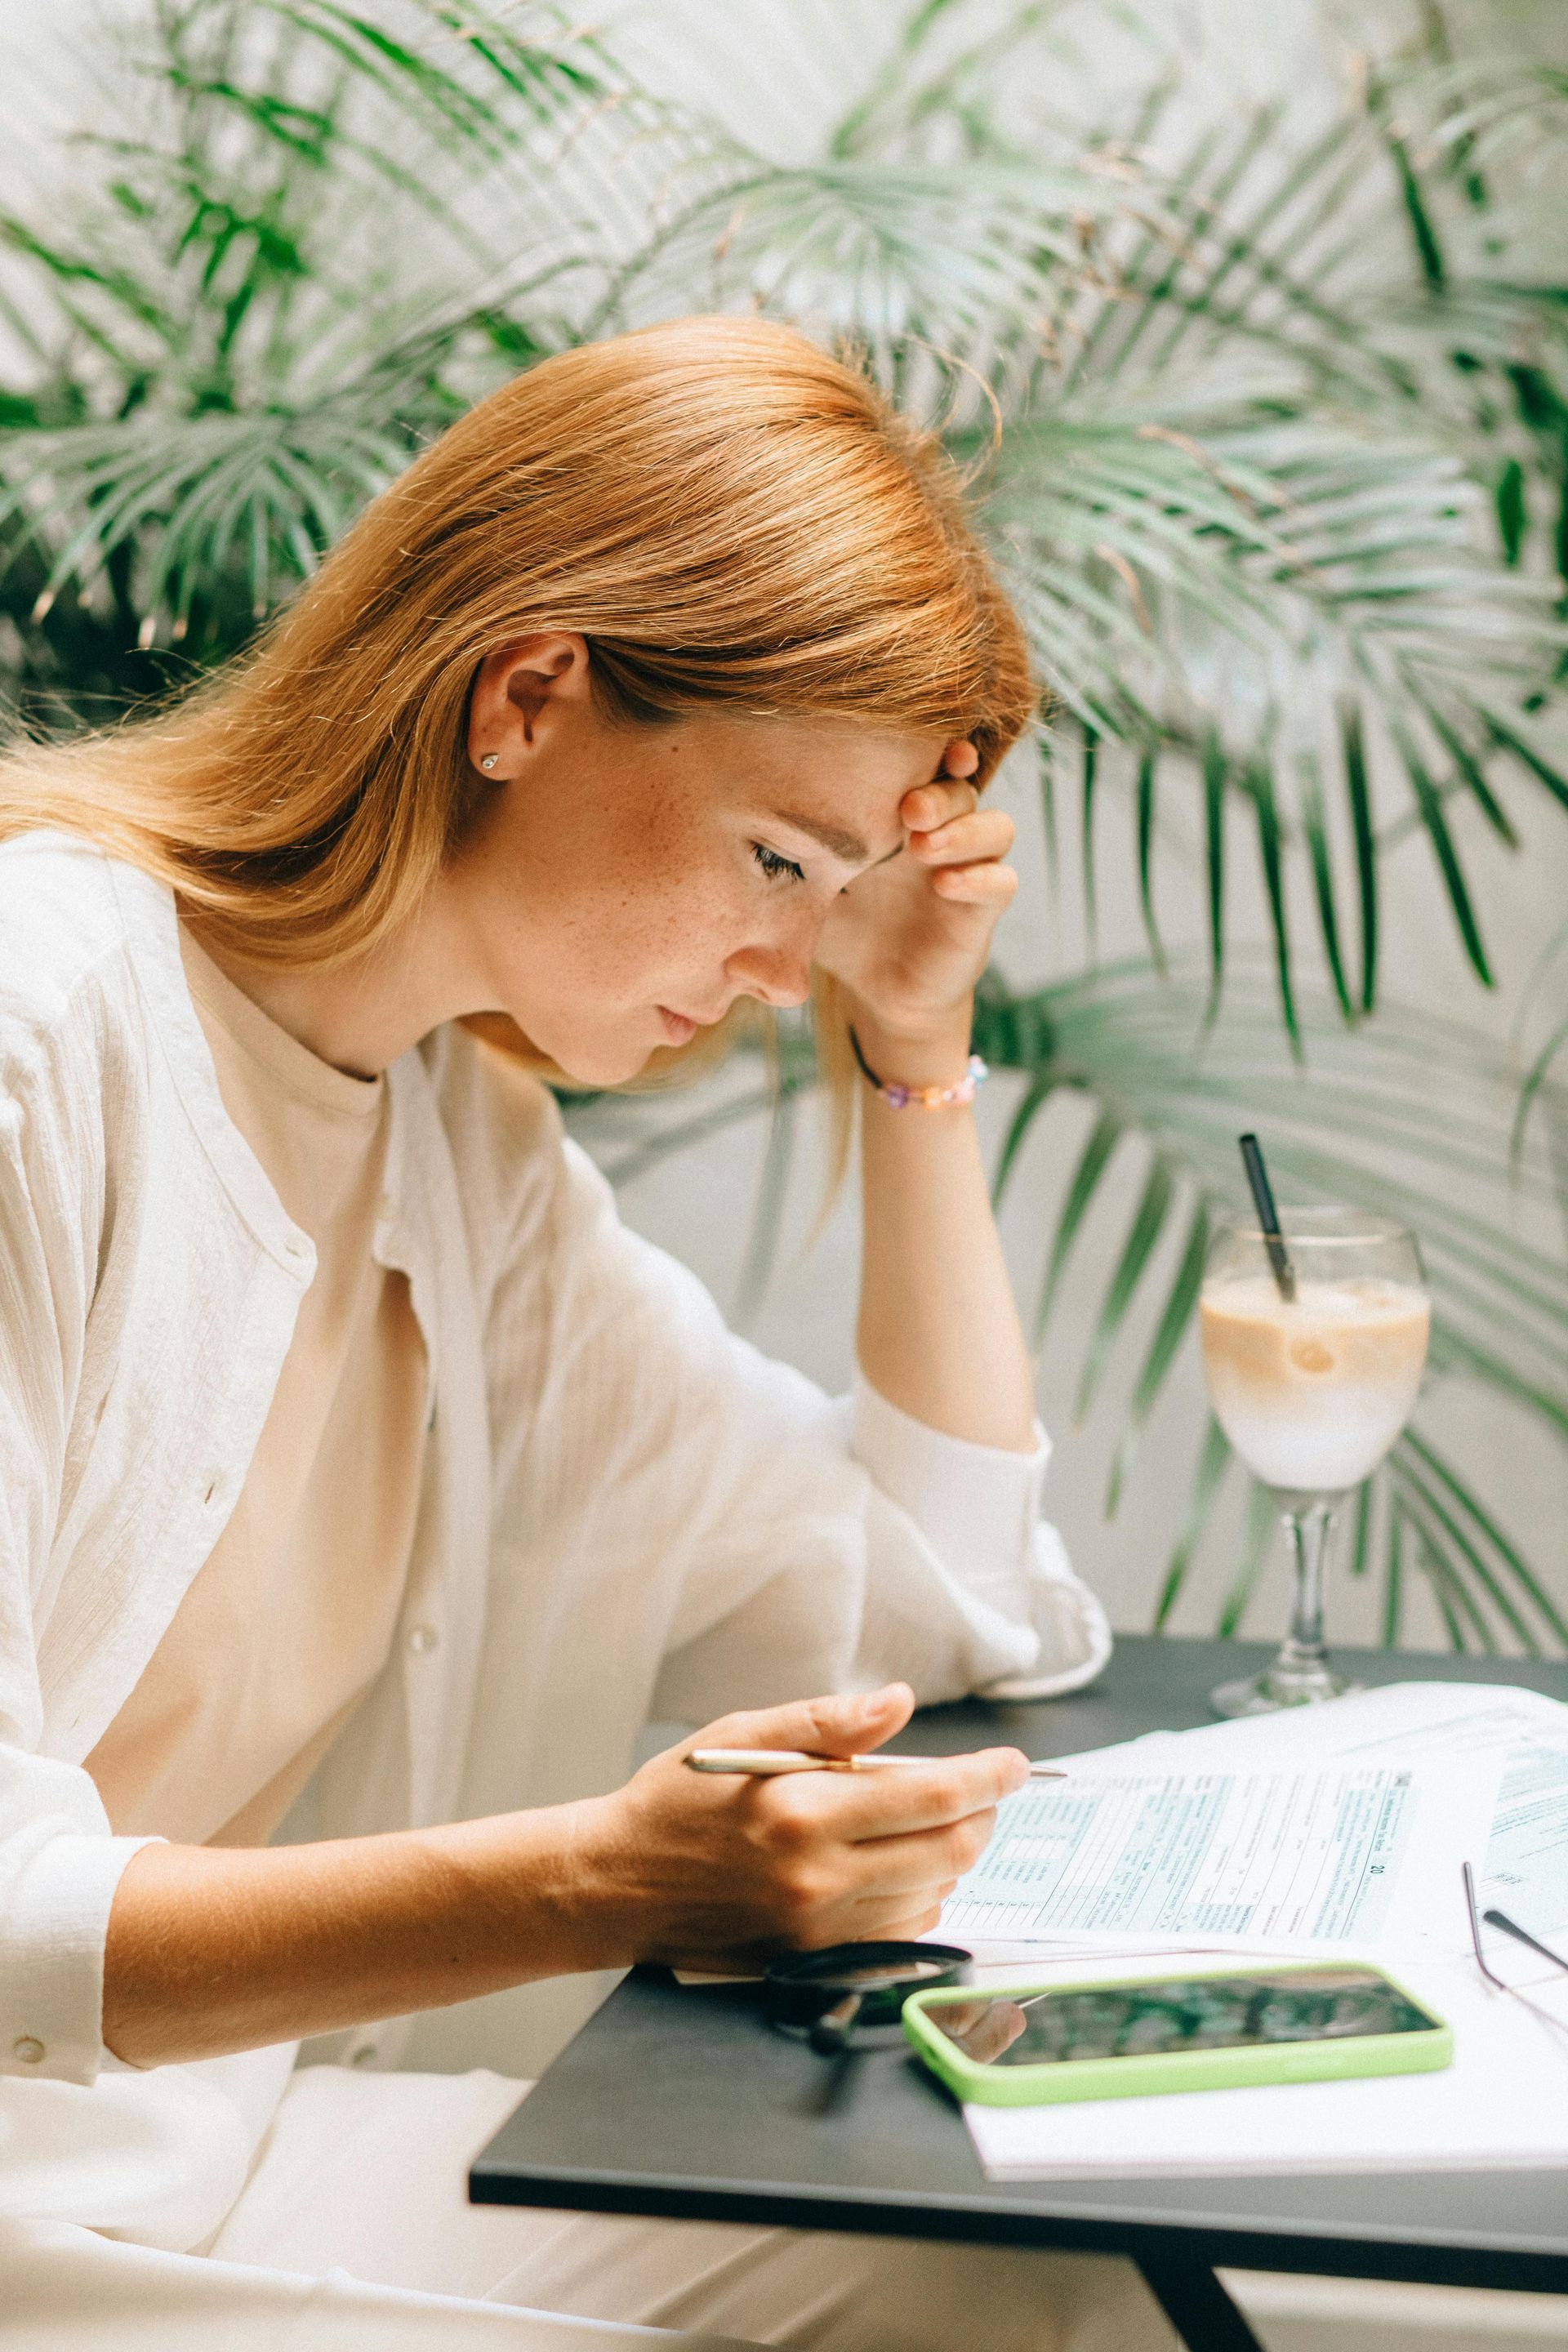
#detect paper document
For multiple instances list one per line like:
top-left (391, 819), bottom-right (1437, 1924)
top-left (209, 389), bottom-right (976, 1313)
top-left (942, 1762), bottom-right (1414, 1949)
top-left (941, 1683), bottom-right (1538, 1961)
top-left (1483, 1740), bottom-right (1568, 1936)
top-left (960, 1952), bottom-right (1568, 2180)
top-left (1143, 1688), bottom-right (1568, 1942)
top-left (1080, 1682), bottom-right (1568, 1775)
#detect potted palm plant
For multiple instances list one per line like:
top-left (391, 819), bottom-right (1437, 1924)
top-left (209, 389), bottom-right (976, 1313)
top-left (2, 0), bottom-right (1563, 1646)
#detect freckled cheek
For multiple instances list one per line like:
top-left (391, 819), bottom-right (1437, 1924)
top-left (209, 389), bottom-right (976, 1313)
top-left (562, 876), bottom-right (748, 1001)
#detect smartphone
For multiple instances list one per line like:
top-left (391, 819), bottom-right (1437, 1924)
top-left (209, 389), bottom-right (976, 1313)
top-left (903, 1961), bottom-right (1452, 2107)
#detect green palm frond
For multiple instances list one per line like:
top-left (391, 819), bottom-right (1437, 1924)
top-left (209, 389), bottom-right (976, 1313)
top-left (7, 0), bottom-right (1566, 1040)
top-left (598, 155), bottom-right (1151, 356)
top-left (980, 388), bottom-right (1564, 1021)
top-left (824, 0), bottom-right (1084, 164)
top-left (0, 0), bottom-right (693, 683)
top-left (6, 405), bottom-right (416, 642)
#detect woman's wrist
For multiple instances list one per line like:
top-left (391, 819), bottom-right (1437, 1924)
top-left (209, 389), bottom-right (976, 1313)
top-left (844, 997), bottom-right (975, 1093)
top-left (448, 1795), bottom-right (630, 1978)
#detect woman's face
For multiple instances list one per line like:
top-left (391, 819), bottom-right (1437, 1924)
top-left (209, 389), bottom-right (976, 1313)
top-left (451, 635), bottom-right (947, 1085)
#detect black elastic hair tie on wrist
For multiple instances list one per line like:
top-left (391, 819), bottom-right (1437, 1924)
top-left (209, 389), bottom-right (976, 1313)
top-left (846, 1025), bottom-right (988, 1111)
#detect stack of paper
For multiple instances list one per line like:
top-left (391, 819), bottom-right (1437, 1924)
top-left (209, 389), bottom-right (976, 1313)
top-left (941, 1682), bottom-right (1568, 1965)
top-left (937, 1681), bottom-right (1568, 2180)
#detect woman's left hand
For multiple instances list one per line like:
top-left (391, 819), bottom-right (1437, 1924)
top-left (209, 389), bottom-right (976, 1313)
top-left (813, 740), bottom-right (1017, 1045)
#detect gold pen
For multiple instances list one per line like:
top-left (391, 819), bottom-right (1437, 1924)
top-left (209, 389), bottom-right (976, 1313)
top-left (685, 1748), bottom-right (1067, 1780)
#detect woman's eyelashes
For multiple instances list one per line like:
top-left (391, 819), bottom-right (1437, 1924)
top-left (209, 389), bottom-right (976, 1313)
top-left (752, 842), bottom-right (806, 885)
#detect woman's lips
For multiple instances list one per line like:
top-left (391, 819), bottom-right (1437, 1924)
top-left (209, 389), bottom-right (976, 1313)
top-left (657, 1007), bottom-right (698, 1046)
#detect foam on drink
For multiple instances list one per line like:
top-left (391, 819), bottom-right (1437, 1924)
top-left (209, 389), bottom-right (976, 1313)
top-left (1198, 1273), bottom-right (1429, 1492)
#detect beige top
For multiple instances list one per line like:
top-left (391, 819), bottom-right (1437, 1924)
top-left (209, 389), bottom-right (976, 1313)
top-left (86, 931), bottom-right (427, 1847)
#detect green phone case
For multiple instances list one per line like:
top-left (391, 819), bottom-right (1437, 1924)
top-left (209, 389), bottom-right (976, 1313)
top-left (902, 1961), bottom-right (1453, 2107)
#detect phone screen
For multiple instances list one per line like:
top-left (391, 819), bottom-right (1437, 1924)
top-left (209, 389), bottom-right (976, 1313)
top-left (924, 1968), bottom-right (1441, 2069)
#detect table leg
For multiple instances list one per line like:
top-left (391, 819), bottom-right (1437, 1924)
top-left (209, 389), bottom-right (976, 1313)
top-left (1135, 2253), bottom-right (1267, 2352)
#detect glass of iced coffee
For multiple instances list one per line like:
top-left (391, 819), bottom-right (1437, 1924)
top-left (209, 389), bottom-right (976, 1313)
top-left (1198, 1206), bottom-right (1429, 1717)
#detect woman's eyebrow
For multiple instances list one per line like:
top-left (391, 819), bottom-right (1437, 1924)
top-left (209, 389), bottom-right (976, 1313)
top-left (764, 808), bottom-right (874, 863)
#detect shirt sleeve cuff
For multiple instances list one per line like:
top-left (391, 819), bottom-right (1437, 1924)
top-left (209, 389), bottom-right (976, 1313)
top-left (1, 1832), bottom-right (163, 2085)
top-left (850, 1370), bottom-right (1048, 1610)
top-left (978, 1516), bottom-right (1114, 1699)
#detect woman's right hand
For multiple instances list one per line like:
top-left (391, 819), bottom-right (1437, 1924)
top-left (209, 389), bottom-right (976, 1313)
top-left (566, 1684), bottom-right (1028, 1974)
top-left (102, 1684), bottom-right (1026, 2068)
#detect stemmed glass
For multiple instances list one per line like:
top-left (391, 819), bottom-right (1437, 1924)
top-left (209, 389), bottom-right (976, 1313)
top-left (1198, 1205), bottom-right (1430, 1718)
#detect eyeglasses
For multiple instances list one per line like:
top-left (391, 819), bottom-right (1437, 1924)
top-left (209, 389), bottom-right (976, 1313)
top-left (1463, 1861), bottom-right (1568, 2037)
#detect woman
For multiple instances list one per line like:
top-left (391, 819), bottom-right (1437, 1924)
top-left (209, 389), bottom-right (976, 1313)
top-left (0, 315), bottom-right (1168, 2349)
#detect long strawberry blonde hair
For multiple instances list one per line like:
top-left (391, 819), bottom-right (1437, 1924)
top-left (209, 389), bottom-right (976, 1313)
top-left (0, 315), bottom-right (1036, 1094)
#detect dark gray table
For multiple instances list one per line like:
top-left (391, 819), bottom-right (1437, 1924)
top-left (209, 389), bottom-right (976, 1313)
top-left (472, 1635), bottom-right (1568, 2352)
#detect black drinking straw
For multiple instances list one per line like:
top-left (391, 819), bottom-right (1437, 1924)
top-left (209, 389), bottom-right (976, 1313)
top-left (1238, 1132), bottom-right (1296, 1303)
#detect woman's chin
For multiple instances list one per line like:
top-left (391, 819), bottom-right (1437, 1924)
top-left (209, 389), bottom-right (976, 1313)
top-left (547, 1034), bottom-right (657, 1088)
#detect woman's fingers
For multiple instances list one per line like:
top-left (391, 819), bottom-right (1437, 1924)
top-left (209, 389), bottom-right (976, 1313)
top-left (760, 1748), bottom-right (1027, 1847)
top-left (831, 1895), bottom-right (947, 1943)
top-left (696, 1685), bottom-right (915, 1764)
top-left (835, 1814), bottom-right (999, 1901)
top-left (910, 807), bottom-right (1013, 865)
top-left (933, 861), bottom-right (1019, 906)
top-left (902, 778), bottom-right (979, 834)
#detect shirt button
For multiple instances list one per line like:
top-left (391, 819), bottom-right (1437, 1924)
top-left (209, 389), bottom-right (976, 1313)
top-left (13, 2036), bottom-right (44, 2065)
top-left (407, 1624), bottom-right (439, 1656)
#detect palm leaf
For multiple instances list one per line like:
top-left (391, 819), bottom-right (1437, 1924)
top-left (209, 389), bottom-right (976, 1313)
top-left (1153, 1415), bottom-right (1232, 1633)
top-left (1201, 730), bottom-right (1226, 1022)
top-left (1078, 722), bottom-right (1099, 959)
top-left (1389, 723), bottom-right (1494, 988)
top-left (1340, 704), bottom-right (1378, 1013)
top-left (1218, 1480), bottom-right (1280, 1639)
top-left (1245, 759), bottom-right (1299, 1056)
top-left (1512, 1017), bottom-right (1568, 1164)
top-left (1298, 752), bottom-right (1353, 1023)
top-left (1032, 1102), bottom-right (1121, 1339)
top-left (1103, 1196), bottom-right (1208, 1515)
top-left (602, 157), bottom-right (1154, 354)
top-left (1071, 1151), bottom-right (1173, 1423)
top-left (1134, 750), bottom-right (1164, 973)
top-left (1382, 1505), bottom-right (1405, 1646)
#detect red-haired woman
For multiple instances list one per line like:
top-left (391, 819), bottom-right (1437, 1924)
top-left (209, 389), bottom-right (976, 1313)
top-left (0, 321), bottom-right (1152, 2349)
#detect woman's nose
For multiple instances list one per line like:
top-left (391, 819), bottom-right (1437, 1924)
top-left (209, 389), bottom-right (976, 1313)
top-left (725, 938), bottom-right (813, 1009)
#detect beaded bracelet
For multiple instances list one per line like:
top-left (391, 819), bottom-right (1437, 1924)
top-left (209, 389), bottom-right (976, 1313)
top-left (848, 1024), bottom-right (989, 1111)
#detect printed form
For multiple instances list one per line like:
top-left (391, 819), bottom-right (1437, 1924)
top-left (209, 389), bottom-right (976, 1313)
top-left (940, 1683), bottom-right (1568, 1961)
top-left (942, 1762), bottom-right (1412, 1949)
top-left (1072, 1682), bottom-right (1568, 1947)
top-left (1486, 1740), bottom-right (1568, 1936)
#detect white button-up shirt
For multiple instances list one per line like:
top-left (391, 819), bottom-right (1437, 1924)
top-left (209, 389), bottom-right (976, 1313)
top-left (0, 831), bottom-right (1108, 2250)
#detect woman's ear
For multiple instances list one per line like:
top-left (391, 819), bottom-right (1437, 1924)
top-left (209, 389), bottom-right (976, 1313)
top-left (466, 633), bottom-right (592, 777)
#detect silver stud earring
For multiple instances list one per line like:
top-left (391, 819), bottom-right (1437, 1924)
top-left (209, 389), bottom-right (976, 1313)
top-left (479, 754), bottom-right (498, 773)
